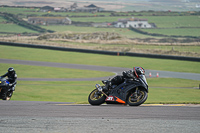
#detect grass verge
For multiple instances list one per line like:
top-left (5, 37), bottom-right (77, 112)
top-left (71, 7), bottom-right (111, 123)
top-left (1, 45), bottom-right (200, 104)
top-left (11, 78), bottom-right (200, 104)
top-left (1, 45), bottom-right (200, 73)
top-left (0, 63), bottom-right (114, 78)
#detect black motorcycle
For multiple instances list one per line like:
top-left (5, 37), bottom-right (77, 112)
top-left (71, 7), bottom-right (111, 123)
top-left (0, 77), bottom-right (14, 100)
top-left (88, 67), bottom-right (148, 106)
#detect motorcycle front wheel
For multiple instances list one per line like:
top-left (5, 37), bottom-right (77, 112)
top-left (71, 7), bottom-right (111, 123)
top-left (88, 89), bottom-right (106, 105)
top-left (6, 91), bottom-right (13, 100)
top-left (127, 89), bottom-right (148, 106)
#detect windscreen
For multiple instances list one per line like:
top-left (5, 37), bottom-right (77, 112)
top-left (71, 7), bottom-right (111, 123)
top-left (140, 74), bottom-right (148, 86)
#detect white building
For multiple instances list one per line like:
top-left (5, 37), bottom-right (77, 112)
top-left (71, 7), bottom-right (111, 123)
top-left (114, 17), bottom-right (154, 28)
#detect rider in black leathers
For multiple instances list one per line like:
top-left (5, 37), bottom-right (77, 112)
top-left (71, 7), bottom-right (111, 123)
top-left (1, 67), bottom-right (17, 99)
top-left (111, 67), bottom-right (145, 86)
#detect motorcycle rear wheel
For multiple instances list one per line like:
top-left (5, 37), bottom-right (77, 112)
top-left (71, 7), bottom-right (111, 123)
top-left (127, 90), bottom-right (148, 106)
top-left (88, 89), bottom-right (106, 105)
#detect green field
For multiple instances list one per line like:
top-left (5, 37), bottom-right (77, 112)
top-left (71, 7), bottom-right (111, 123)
top-left (0, 23), bottom-right (39, 33)
top-left (0, 7), bottom-right (111, 17)
top-left (139, 16), bottom-right (200, 28)
top-left (142, 28), bottom-right (200, 37)
top-left (0, 63), bottom-right (114, 78)
top-left (40, 25), bottom-right (154, 38)
top-left (0, 7), bottom-right (38, 14)
top-left (70, 16), bottom-right (125, 22)
top-left (0, 45), bottom-right (200, 103)
top-left (0, 7), bottom-right (200, 39)
top-left (0, 16), bottom-right (39, 33)
top-left (0, 16), bottom-right (7, 22)
top-left (42, 15), bottom-right (200, 38)
top-left (70, 16), bottom-right (200, 28)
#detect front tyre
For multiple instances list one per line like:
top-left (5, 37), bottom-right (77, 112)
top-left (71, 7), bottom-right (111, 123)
top-left (6, 91), bottom-right (13, 101)
top-left (127, 90), bottom-right (148, 106)
top-left (88, 89), bottom-right (106, 105)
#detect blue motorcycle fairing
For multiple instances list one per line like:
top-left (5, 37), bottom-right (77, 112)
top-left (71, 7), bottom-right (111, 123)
top-left (6, 81), bottom-right (10, 84)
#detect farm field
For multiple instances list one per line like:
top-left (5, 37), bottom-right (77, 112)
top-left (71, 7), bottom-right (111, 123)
top-left (142, 28), bottom-right (200, 37)
top-left (0, 7), bottom-right (112, 17)
top-left (0, 7), bottom-right (200, 57)
top-left (1, 7), bottom-right (199, 27)
top-left (0, 16), bottom-right (39, 33)
top-left (0, 7), bottom-right (200, 36)
top-left (0, 23), bottom-right (39, 33)
top-left (0, 45), bottom-right (200, 103)
top-left (40, 25), bottom-right (154, 38)
top-left (1, 0), bottom-right (200, 12)
top-left (139, 16), bottom-right (200, 28)
top-left (70, 16), bottom-right (200, 28)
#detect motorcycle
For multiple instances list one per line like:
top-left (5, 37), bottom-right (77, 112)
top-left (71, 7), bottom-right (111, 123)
top-left (88, 67), bottom-right (148, 106)
top-left (0, 77), bottom-right (14, 100)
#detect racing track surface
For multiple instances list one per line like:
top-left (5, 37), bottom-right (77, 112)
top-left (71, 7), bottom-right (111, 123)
top-left (0, 58), bottom-right (200, 133)
top-left (0, 101), bottom-right (200, 133)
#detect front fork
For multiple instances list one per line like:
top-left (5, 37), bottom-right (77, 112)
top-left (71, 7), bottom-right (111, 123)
top-left (130, 87), bottom-right (139, 102)
top-left (95, 84), bottom-right (108, 97)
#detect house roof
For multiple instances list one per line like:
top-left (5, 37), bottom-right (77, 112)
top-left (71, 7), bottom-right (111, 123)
top-left (118, 18), bottom-right (148, 22)
top-left (40, 6), bottom-right (54, 10)
top-left (28, 17), bottom-right (71, 21)
top-left (86, 4), bottom-right (98, 8)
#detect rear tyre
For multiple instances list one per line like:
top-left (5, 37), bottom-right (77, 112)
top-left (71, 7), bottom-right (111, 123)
top-left (127, 90), bottom-right (148, 106)
top-left (88, 89), bottom-right (106, 105)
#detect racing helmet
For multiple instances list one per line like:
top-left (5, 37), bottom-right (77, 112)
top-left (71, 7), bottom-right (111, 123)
top-left (8, 67), bottom-right (15, 74)
top-left (133, 67), bottom-right (145, 78)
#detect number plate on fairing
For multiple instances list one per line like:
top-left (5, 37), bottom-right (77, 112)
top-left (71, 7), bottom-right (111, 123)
top-left (105, 96), bottom-right (115, 101)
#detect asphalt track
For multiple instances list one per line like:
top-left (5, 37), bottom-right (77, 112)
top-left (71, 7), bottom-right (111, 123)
top-left (0, 58), bottom-right (200, 133)
top-left (0, 101), bottom-right (200, 133)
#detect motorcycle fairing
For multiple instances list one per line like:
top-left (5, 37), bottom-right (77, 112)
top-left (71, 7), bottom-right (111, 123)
top-left (0, 78), bottom-right (10, 99)
top-left (105, 95), bottom-right (126, 104)
top-left (115, 96), bottom-right (126, 104)
top-left (108, 80), bottom-right (148, 104)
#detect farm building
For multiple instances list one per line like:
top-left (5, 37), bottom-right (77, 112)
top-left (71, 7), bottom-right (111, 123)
top-left (28, 17), bottom-right (71, 25)
top-left (84, 4), bottom-right (104, 12)
top-left (92, 22), bottom-right (110, 27)
top-left (40, 6), bottom-right (54, 12)
top-left (39, 3), bottom-right (104, 12)
top-left (54, 7), bottom-right (66, 12)
top-left (113, 17), bottom-right (155, 28)
top-left (68, 3), bottom-right (104, 12)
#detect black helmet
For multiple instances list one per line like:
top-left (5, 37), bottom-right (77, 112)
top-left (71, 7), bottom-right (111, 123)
top-left (133, 67), bottom-right (145, 78)
top-left (8, 67), bottom-right (15, 74)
